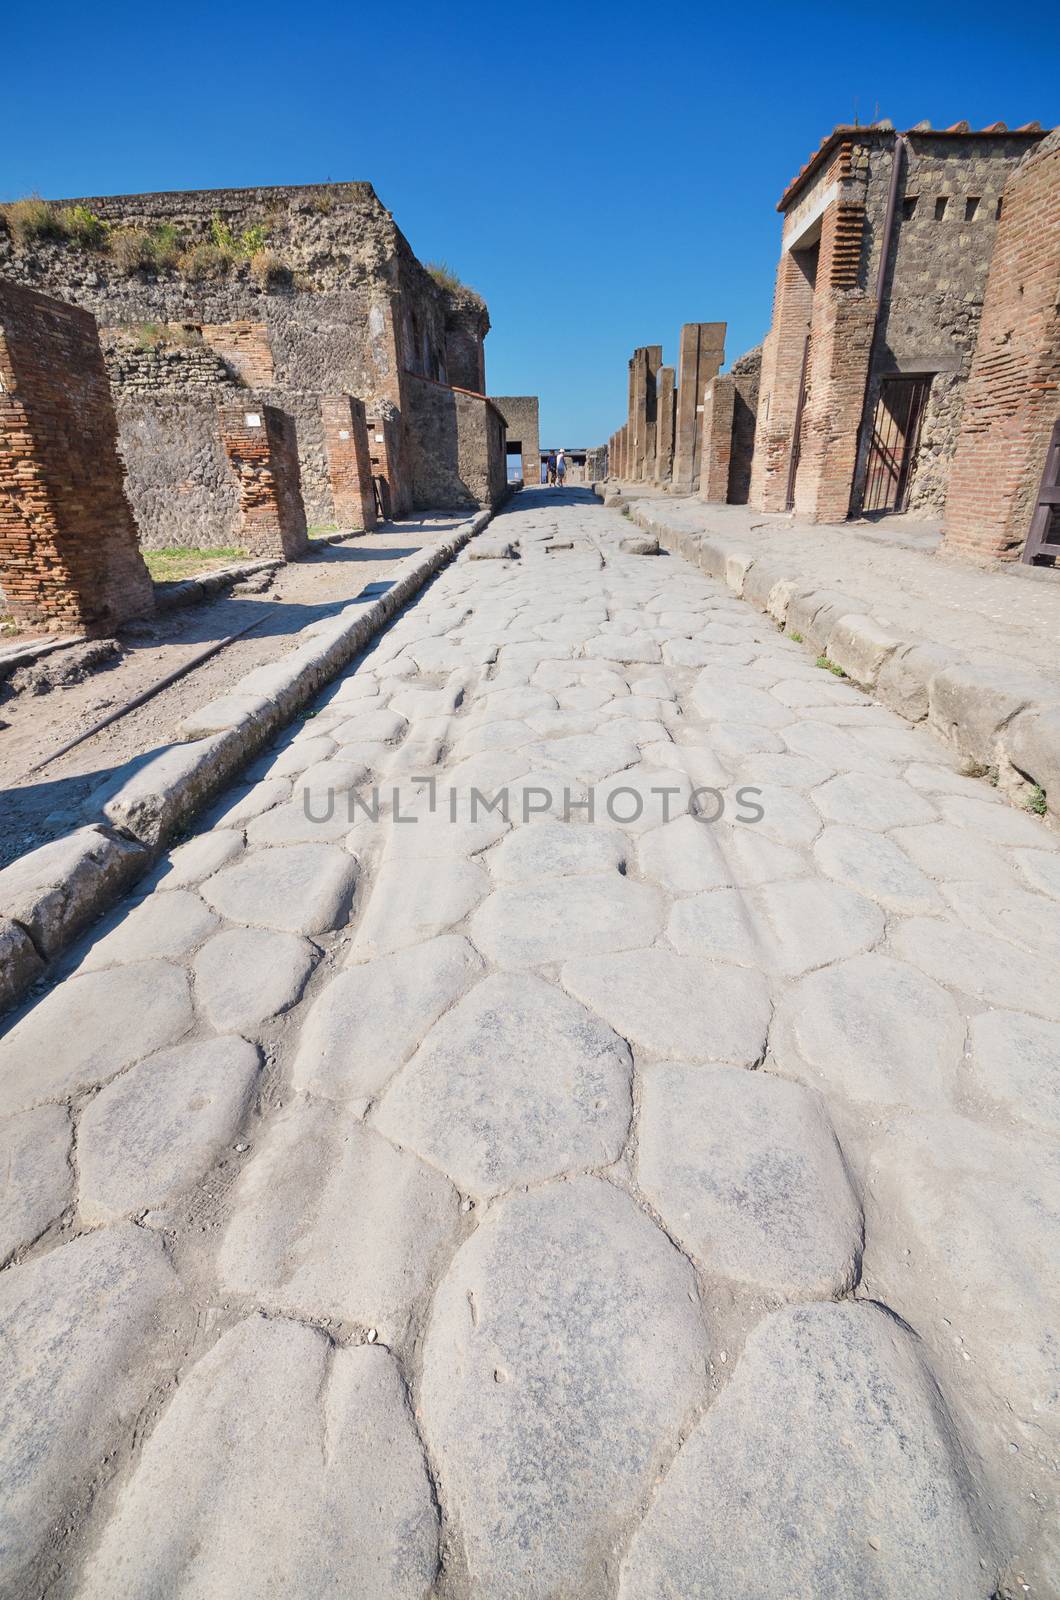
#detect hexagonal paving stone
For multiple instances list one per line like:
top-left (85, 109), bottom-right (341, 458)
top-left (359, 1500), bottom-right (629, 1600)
top-left (666, 889), bottom-right (763, 965)
top-left (862, 1114), bottom-right (1060, 1488)
top-left (0, 961), bottom-right (193, 1115)
top-left (470, 871), bottom-right (666, 967)
top-left (76, 889), bottom-right (219, 971)
top-left (773, 952), bottom-right (963, 1111)
top-left (420, 1176), bottom-right (706, 1600)
top-left (202, 844), bottom-right (357, 935)
top-left (638, 1064), bottom-right (862, 1298)
top-left (562, 948), bottom-right (770, 1064)
top-left (0, 1103), bottom-right (72, 1261)
top-left (372, 973), bottom-right (632, 1198)
top-left (637, 815), bottom-right (733, 894)
top-left (78, 1037), bottom-right (261, 1223)
top-left (0, 1226), bottom-right (180, 1586)
top-left (294, 935), bottom-right (483, 1106)
top-left (619, 1301), bottom-right (989, 1600)
top-left (193, 926), bottom-right (317, 1033)
top-left (488, 820), bottom-right (627, 882)
top-left (813, 825), bottom-right (942, 914)
top-left (811, 772), bottom-right (937, 831)
top-left (78, 1319), bottom-right (438, 1599)
top-left (753, 878), bottom-right (884, 975)
top-left (890, 919), bottom-right (1060, 1019)
top-left (962, 1009), bottom-right (1060, 1135)
top-left (354, 857), bottom-right (488, 956)
top-left (220, 1101), bottom-right (460, 1339)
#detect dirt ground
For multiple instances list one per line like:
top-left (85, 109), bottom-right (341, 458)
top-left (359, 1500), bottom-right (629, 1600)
top-left (0, 514), bottom-right (466, 868)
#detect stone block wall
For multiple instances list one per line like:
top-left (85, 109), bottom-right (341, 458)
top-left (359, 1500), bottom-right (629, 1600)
top-left (0, 182), bottom-right (491, 542)
top-left (403, 375), bottom-right (507, 511)
top-left (0, 282), bottom-right (154, 634)
top-left (728, 346), bottom-right (761, 504)
top-left (219, 404), bottom-right (308, 559)
top-left (673, 323), bottom-right (726, 493)
top-left (654, 366), bottom-right (675, 484)
top-left (490, 396), bottom-right (540, 486)
top-left (321, 394), bottom-right (377, 532)
top-left (942, 131), bottom-right (1060, 560)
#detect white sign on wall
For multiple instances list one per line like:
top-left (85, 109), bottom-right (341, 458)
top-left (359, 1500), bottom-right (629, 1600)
top-left (245, 413), bottom-right (262, 427)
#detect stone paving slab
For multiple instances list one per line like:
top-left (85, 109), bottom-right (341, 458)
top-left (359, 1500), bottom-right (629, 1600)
top-left (0, 486), bottom-right (1057, 1597)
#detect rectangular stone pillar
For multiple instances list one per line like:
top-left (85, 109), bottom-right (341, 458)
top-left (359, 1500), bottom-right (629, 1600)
top-left (629, 346), bottom-right (662, 482)
top-left (654, 366), bottom-right (676, 484)
top-left (673, 323), bottom-right (726, 493)
top-left (321, 394), bottom-right (377, 533)
top-left (699, 375), bottom-right (736, 503)
top-left (0, 282), bottom-right (154, 635)
top-left (219, 404), bottom-right (309, 559)
top-left (750, 249), bottom-right (820, 512)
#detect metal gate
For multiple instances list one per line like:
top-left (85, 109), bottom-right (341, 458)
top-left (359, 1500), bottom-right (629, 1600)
top-left (862, 374), bottom-right (931, 514)
top-left (1022, 420), bottom-right (1060, 565)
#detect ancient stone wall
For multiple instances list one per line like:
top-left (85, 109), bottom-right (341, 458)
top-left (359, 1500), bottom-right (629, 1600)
top-left (0, 282), bottom-right (154, 632)
top-left (699, 376), bottom-right (735, 503)
top-left (403, 376), bottom-right (507, 511)
top-left (0, 182), bottom-right (487, 542)
top-left (943, 130), bottom-right (1060, 560)
top-left (490, 396), bottom-right (540, 486)
top-left (727, 346), bottom-right (761, 504)
top-left (673, 324), bottom-right (726, 493)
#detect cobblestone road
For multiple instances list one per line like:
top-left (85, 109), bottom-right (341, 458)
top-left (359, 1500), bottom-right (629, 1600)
top-left (2, 488), bottom-right (1058, 1597)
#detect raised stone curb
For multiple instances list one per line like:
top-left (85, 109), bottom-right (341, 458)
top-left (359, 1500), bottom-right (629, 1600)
top-left (0, 508), bottom-right (496, 1016)
top-left (603, 487), bottom-right (1060, 828)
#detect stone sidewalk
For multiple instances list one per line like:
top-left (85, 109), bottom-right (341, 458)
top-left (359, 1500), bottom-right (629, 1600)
top-left (606, 490), bottom-right (1060, 831)
top-left (1, 486), bottom-right (1058, 1597)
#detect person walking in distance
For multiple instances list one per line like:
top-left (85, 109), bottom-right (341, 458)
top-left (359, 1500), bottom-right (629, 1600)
top-left (556, 448), bottom-right (567, 488)
top-left (546, 449), bottom-right (557, 487)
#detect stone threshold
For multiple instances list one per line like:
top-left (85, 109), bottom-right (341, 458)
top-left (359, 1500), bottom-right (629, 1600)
top-left (0, 505), bottom-right (501, 1016)
top-left (597, 484), bottom-right (1060, 833)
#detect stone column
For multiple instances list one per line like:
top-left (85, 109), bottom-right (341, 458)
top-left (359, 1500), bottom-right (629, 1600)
top-left (750, 251), bottom-right (820, 513)
top-left (673, 323), bottom-right (726, 494)
top-left (0, 282), bottom-right (154, 635)
top-left (630, 346), bottom-right (662, 482)
top-left (699, 375), bottom-right (736, 503)
top-left (219, 404), bottom-right (309, 560)
top-left (321, 395), bottom-right (377, 533)
top-left (654, 366), bottom-right (676, 484)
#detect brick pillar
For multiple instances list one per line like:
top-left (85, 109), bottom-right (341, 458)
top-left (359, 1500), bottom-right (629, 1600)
top-left (791, 200), bottom-right (876, 524)
top-left (366, 411), bottom-right (406, 520)
top-left (699, 375), bottom-right (736, 503)
top-left (219, 405), bottom-right (308, 559)
top-left (749, 250), bottom-right (817, 512)
top-left (321, 394), bottom-right (377, 533)
top-left (0, 282), bottom-right (154, 636)
top-left (673, 323), bottom-right (726, 493)
top-left (654, 365), bottom-right (676, 484)
top-left (943, 130), bottom-right (1060, 560)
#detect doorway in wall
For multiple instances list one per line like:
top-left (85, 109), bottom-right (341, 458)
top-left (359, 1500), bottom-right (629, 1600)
top-left (863, 374), bottom-right (932, 514)
top-left (506, 441), bottom-right (523, 483)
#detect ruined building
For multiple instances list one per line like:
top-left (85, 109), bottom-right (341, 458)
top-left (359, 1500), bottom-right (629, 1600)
top-left (750, 120), bottom-right (1048, 526)
top-left (490, 397), bottom-right (540, 485)
top-left (0, 182), bottom-right (507, 551)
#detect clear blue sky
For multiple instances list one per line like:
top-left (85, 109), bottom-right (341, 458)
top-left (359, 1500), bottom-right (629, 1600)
top-left (6, 0), bottom-right (1058, 445)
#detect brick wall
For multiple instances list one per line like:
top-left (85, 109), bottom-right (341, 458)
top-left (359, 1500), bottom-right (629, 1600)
top-left (749, 247), bottom-right (816, 512)
top-left (321, 394), bottom-right (377, 533)
top-left (0, 281), bottom-right (154, 634)
top-left (218, 404), bottom-right (308, 559)
top-left (942, 130), bottom-right (1060, 560)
